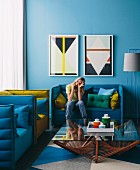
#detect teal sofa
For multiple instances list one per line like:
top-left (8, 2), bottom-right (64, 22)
top-left (51, 84), bottom-right (123, 126)
top-left (0, 95), bottom-right (36, 169)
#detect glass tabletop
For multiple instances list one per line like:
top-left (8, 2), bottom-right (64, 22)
top-left (52, 119), bottom-right (140, 141)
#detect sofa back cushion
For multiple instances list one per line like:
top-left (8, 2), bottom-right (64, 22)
top-left (14, 105), bottom-right (29, 129)
top-left (60, 85), bottom-right (67, 99)
top-left (0, 91), bottom-right (13, 95)
top-left (82, 87), bottom-right (93, 105)
top-left (5, 90), bottom-right (49, 98)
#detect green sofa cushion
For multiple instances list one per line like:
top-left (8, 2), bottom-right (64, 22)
top-left (87, 94), bottom-right (110, 108)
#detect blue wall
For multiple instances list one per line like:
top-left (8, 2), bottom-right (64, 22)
top-left (26, 0), bottom-right (140, 120)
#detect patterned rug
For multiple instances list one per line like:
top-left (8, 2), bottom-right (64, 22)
top-left (31, 142), bottom-right (140, 170)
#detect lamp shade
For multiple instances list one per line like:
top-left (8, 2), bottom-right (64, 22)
top-left (123, 53), bottom-right (140, 71)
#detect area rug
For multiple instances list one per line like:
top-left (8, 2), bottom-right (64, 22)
top-left (31, 142), bottom-right (140, 170)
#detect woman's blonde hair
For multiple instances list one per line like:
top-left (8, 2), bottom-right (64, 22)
top-left (74, 77), bottom-right (85, 83)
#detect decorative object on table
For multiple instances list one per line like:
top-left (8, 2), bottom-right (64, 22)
top-left (123, 49), bottom-right (140, 125)
top-left (93, 118), bottom-right (100, 128)
top-left (84, 35), bottom-right (113, 76)
top-left (49, 35), bottom-right (78, 76)
top-left (102, 114), bottom-right (111, 128)
top-left (99, 122), bottom-right (106, 128)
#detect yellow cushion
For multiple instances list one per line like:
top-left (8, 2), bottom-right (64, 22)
top-left (55, 93), bottom-right (66, 109)
top-left (0, 91), bottom-right (12, 95)
top-left (110, 91), bottom-right (119, 110)
top-left (38, 114), bottom-right (46, 119)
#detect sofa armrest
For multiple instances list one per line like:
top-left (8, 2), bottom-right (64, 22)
top-left (51, 85), bottom-right (61, 126)
top-left (119, 85), bottom-right (123, 124)
top-left (0, 105), bottom-right (15, 169)
top-left (37, 98), bottom-right (49, 116)
top-left (46, 98), bottom-right (49, 116)
top-left (0, 96), bottom-right (36, 143)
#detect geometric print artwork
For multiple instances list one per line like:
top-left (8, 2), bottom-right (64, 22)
top-left (84, 35), bottom-right (113, 76)
top-left (49, 35), bottom-right (78, 76)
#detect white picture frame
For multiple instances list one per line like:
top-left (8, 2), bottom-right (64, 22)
top-left (84, 35), bottom-right (113, 76)
top-left (49, 35), bottom-right (79, 76)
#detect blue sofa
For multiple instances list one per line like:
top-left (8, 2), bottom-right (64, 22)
top-left (51, 84), bottom-right (123, 126)
top-left (0, 95), bottom-right (36, 169)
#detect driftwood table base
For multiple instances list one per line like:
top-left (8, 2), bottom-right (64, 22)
top-left (54, 137), bottom-right (140, 163)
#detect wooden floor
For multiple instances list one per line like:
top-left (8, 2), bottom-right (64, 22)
top-left (16, 128), bottom-right (58, 170)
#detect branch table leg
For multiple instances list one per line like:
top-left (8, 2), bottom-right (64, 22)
top-left (95, 140), bottom-right (99, 163)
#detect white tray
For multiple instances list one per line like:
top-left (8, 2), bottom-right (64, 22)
top-left (87, 121), bottom-right (114, 133)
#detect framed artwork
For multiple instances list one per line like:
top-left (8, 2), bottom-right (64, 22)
top-left (84, 35), bottom-right (113, 76)
top-left (49, 35), bottom-right (78, 76)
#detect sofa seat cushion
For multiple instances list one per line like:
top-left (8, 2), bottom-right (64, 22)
top-left (15, 125), bottom-right (32, 162)
top-left (86, 107), bottom-right (121, 122)
top-left (53, 109), bottom-right (66, 126)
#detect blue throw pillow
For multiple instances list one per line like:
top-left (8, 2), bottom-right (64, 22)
top-left (37, 98), bottom-right (48, 115)
top-left (98, 88), bottom-right (115, 95)
top-left (14, 105), bottom-right (29, 129)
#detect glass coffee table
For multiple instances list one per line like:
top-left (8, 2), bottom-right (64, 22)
top-left (52, 119), bottom-right (140, 163)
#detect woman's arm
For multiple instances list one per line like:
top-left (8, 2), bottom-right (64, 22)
top-left (78, 83), bottom-right (84, 101)
top-left (67, 82), bottom-right (76, 101)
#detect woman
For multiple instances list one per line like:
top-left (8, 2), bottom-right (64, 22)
top-left (65, 77), bottom-right (87, 120)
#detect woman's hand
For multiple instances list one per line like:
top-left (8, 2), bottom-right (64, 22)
top-left (78, 82), bottom-right (85, 89)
